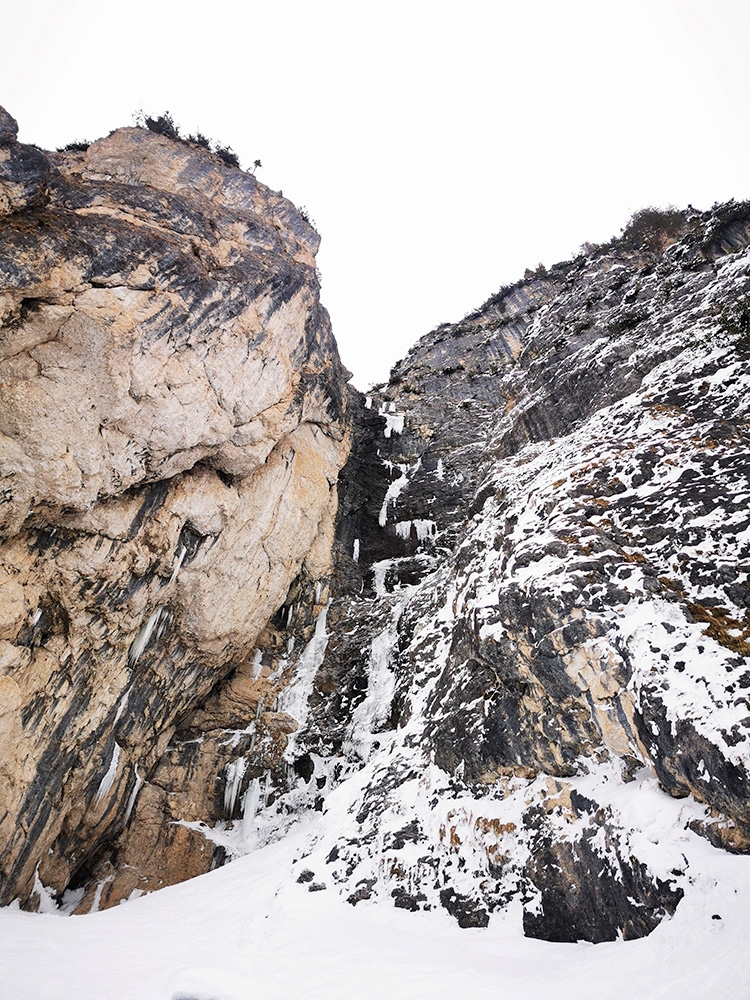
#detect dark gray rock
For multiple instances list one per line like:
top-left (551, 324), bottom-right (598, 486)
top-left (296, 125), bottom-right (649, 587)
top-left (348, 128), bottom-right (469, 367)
top-left (0, 106), bottom-right (18, 145)
top-left (0, 141), bottom-right (49, 214)
top-left (439, 888), bottom-right (489, 928)
top-left (309, 200), bottom-right (750, 941)
top-left (523, 826), bottom-right (683, 943)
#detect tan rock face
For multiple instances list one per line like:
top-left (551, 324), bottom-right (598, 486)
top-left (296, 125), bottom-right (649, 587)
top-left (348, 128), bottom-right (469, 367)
top-left (0, 113), bottom-right (350, 907)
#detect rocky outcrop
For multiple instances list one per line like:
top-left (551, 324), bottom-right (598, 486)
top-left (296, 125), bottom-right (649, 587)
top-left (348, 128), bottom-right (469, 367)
top-left (0, 108), bottom-right (49, 217)
top-left (0, 112), bottom-right (350, 908)
top-left (233, 204), bottom-right (750, 943)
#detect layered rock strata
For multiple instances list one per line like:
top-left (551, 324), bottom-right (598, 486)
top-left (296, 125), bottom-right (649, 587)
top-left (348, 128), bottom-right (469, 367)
top-left (0, 112), bottom-right (350, 908)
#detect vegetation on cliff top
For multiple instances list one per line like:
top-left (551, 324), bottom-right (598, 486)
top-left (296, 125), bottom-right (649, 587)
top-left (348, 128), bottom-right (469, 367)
top-left (58, 109), bottom-right (262, 174)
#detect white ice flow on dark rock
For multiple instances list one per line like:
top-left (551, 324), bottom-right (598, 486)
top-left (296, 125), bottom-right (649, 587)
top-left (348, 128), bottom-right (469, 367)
top-left (95, 741), bottom-right (121, 805)
top-left (228, 203), bottom-right (750, 949)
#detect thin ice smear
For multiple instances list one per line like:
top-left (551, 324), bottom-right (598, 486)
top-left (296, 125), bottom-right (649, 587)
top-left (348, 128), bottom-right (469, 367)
top-left (128, 608), bottom-right (164, 667)
top-left (95, 742), bottom-right (121, 804)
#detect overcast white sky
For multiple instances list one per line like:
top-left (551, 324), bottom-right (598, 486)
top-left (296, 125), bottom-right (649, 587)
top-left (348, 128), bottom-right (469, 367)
top-left (3, 0), bottom-right (750, 387)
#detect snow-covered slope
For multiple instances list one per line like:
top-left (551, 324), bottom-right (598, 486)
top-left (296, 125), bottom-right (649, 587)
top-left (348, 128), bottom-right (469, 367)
top-left (1, 809), bottom-right (749, 1000)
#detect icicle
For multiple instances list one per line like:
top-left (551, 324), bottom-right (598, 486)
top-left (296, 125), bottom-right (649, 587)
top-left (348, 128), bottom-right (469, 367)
top-left (379, 468), bottom-right (409, 526)
top-left (383, 411), bottom-right (405, 438)
top-left (169, 545), bottom-right (187, 584)
top-left (31, 608), bottom-right (42, 626)
top-left (352, 538), bottom-right (360, 563)
top-left (240, 777), bottom-right (261, 842)
top-left (113, 692), bottom-right (128, 724)
top-left (345, 608), bottom-right (401, 761)
top-left (395, 521), bottom-right (412, 540)
top-left (286, 605), bottom-right (294, 628)
top-left (277, 605), bottom-right (329, 728)
top-left (88, 876), bottom-right (114, 914)
top-left (251, 649), bottom-right (263, 680)
top-left (95, 742), bottom-right (121, 804)
top-left (123, 764), bottom-right (143, 825)
top-left (128, 608), bottom-right (164, 667)
top-left (262, 771), bottom-right (273, 809)
top-left (436, 458), bottom-right (445, 480)
top-left (414, 519), bottom-right (437, 541)
top-left (314, 580), bottom-right (323, 605)
top-left (365, 396), bottom-right (373, 409)
top-left (223, 757), bottom-right (247, 815)
top-left (284, 758), bottom-right (298, 792)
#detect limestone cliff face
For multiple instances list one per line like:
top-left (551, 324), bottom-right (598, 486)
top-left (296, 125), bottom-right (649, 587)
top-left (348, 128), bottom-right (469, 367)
top-left (0, 110), bottom-right (350, 907)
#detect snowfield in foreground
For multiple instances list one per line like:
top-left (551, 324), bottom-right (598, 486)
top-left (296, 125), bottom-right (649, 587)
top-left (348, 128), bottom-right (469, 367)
top-left (1, 794), bottom-right (748, 1000)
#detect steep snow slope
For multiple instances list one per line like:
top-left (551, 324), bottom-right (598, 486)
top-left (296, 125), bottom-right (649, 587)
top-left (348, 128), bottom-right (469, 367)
top-left (1, 808), bottom-right (749, 1000)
